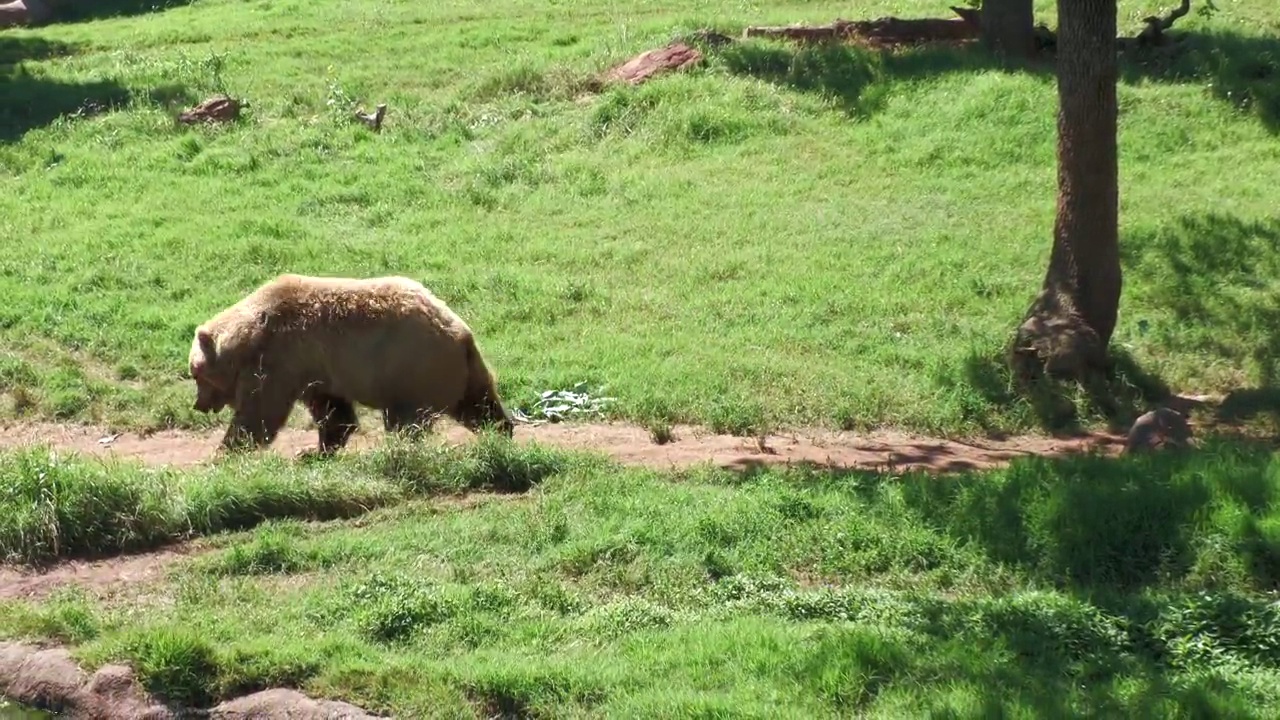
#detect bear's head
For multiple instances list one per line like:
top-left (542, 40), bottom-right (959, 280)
top-left (189, 327), bottom-right (235, 413)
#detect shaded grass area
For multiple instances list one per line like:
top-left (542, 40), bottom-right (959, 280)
top-left (2, 438), bottom-right (1280, 715)
top-left (1123, 214), bottom-right (1280, 389)
top-left (1118, 28), bottom-right (1280, 133)
top-left (711, 21), bottom-right (1280, 132)
top-left (0, 0), bottom-right (1276, 438)
top-left (52, 0), bottom-right (199, 24)
top-left (0, 35), bottom-right (131, 144)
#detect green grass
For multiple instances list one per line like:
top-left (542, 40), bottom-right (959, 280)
top-left (0, 0), bottom-right (1276, 436)
top-left (0, 432), bottom-right (570, 565)
top-left (3, 438), bottom-right (1280, 716)
top-left (3, 4), bottom-right (1280, 713)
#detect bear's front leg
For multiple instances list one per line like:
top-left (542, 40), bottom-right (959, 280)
top-left (301, 388), bottom-right (359, 455)
top-left (220, 369), bottom-right (299, 451)
top-left (453, 391), bottom-right (515, 438)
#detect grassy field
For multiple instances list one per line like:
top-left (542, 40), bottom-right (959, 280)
top-left (0, 0), bottom-right (1277, 436)
top-left (2, 2), bottom-right (1280, 716)
top-left (2, 437), bottom-right (1280, 716)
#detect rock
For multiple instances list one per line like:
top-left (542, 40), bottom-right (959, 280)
top-left (209, 688), bottom-right (386, 719)
top-left (0, 642), bottom-right (387, 720)
top-left (0, 643), bottom-right (172, 719)
top-left (1125, 408), bottom-right (1193, 453)
top-left (603, 42), bottom-right (703, 85)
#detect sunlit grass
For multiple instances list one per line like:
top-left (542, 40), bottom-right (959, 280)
top-left (0, 0), bottom-right (1275, 437)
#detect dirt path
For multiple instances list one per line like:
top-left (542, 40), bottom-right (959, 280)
top-left (0, 419), bottom-right (1130, 603)
top-left (0, 544), bottom-right (203, 602)
top-left (0, 419), bottom-right (1129, 474)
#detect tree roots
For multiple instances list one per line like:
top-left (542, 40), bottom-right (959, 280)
top-left (1008, 290), bottom-right (1109, 385)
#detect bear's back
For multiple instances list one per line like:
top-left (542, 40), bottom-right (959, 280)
top-left (253, 274), bottom-right (470, 337)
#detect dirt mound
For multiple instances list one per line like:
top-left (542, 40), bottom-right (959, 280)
top-left (0, 420), bottom-right (1127, 474)
top-left (0, 642), bottom-right (386, 719)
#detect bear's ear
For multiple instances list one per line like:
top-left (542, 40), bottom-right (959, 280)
top-left (197, 328), bottom-right (217, 360)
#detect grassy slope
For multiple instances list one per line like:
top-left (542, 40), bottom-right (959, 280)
top-left (0, 0), bottom-right (1277, 437)
top-left (3, 6), bottom-right (1280, 717)
top-left (2, 437), bottom-right (1280, 716)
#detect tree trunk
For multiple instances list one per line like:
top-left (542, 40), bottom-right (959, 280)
top-left (1009, 0), bottom-right (1121, 381)
top-left (0, 0), bottom-right (53, 28)
top-left (980, 0), bottom-right (1035, 58)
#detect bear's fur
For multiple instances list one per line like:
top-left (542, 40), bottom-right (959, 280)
top-left (188, 273), bottom-right (514, 454)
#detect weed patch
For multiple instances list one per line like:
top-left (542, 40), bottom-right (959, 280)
top-left (123, 628), bottom-right (221, 708)
top-left (0, 436), bottom-right (578, 566)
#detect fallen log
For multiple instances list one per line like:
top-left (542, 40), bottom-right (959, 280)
top-left (743, 11), bottom-right (981, 48)
top-left (740, 0), bottom-right (1194, 53)
top-left (595, 0), bottom-right (1195, 92)
top-left (178, 95), bottom-right (244, 125)
top-left (1127, 0), bottom-right (1192, 48)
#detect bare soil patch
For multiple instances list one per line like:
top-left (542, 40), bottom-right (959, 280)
top-left (0, 416), bottom-right (1167, 605)
top-left (0, 420), bottom-right (1129, 474)
top-left (0, 544), bottom-right (204, 603)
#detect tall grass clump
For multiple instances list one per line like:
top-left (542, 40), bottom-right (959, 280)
top-left (365, 430), bottom-right (591, 495)
top-left (0, 436), bottom-right (580, 566)
top-left (0, 446), bottom-right (179, 564)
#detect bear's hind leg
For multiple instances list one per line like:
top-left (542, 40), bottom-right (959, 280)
top-left (382, 404), bottom-right (438, 441)
top-left (303, 389), bottom-right (359, 454)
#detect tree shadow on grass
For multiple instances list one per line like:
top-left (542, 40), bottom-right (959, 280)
top-left (0, 34), bottom-right (76, 65)
top-left (44, 0), bottom-right (197, 24)
top-left (1120, 29), bottom-right (1280, 133)
top-left (712, 40), bottom-right (895, 117)
top-left (724, 444), bottom-right (1280, 713)
top-left (958, 345), bottom-right (1172, 437)
top-left (1122, 212), bottom-right (1280, 397)
top-left (1217, 388), bottom-right (1280, 429)
top-left (907, 608), bottom-right (1276, 717)
top-left (796, 583), bottom-right (1276, 716)
top-left (708, 28), bottom-right (1280, 132)
top-left (724, 436), bottom-right (1280, 594)
top-left (894, 437), bottom-right (1280, 594)
top-left (1114, 213), bottom-right (1280, 439)
top-left (0, 36), bottom-right (131, 143)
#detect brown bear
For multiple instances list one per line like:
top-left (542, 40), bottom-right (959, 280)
top-left (188, 273), bottom-right (515, 455)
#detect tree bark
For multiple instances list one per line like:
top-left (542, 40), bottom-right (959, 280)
top-left (1009, 0), bottom-right (1121, 381)
top-left (980, 0), bottom-right (1036, 58)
